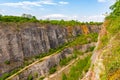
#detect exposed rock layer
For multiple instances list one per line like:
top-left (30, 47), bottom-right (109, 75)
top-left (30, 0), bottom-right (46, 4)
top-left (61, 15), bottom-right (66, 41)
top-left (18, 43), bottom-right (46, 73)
top-left (9, 43), bottom-right (96, 80)
top-left (0, 23), bottom-right (100, 75)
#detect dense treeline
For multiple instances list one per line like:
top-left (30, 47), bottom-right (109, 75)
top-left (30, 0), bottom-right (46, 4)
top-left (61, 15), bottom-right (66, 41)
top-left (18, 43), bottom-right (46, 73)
top-left (0, 15), bottom-right (102, 26)
top-left (0, 15), bottom-right (38, 22)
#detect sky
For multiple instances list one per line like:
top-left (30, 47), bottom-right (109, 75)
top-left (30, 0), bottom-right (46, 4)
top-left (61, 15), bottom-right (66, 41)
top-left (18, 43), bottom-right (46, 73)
top-left (0, 0), bottom-right (116, 22)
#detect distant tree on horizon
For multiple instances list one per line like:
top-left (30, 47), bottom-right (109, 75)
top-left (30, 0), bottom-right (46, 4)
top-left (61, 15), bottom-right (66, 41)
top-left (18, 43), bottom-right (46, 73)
top-left (22, 13), bottom-right (36, 19)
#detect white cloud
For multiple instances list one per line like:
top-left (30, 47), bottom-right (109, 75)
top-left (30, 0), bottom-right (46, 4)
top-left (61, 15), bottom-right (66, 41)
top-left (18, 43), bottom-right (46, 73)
top-left (0, 0), bottom-right (57, 9)
top-left (98, 0), bottom-right (106, 2)
top-left (59, 1), bottom-right (69, 5)
top-left (40, 0), bottom-right (57, 5)
top-left (41, 14), bottom-right (68, 19)
top-left (40, 14), bottom-right (104, 22)
top-left (40, 14), bottom-right (77, 20)
top-left (79, 15), bottom-right (105, 22)
top-left (0, 0), bottom-right (69, 10)
top-left (98, 0), bottom-right (116, 3)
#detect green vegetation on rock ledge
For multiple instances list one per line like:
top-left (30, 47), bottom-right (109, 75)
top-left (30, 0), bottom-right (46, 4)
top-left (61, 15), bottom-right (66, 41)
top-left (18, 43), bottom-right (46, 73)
top-left (62, 54), bottom-right (91, 80)
top-left (60, 53), bottom-right (77, 67)
top-left (49, 66), bottom-right (57, 74)
top-left (27, 74), bottom-right (33, 80)
top-left (70, 33), bottom-right (98, 46)
top-left (4, 60), bottom-right (10, 65)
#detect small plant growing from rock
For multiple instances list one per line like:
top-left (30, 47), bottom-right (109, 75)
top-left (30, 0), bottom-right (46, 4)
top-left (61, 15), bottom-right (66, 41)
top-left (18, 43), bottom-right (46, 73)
top-left (49, 66), bottom-right (57, 74)
top-left (62, 73), bottom-right (67, 80)
top-left (27, 74), bottom-right (33, 80)
top-left (4, 60), bottom-right (10, 65)
top-left (39, 76), bottom-right (45, 80)
top-left (34, 72), bottom-right (38, 78)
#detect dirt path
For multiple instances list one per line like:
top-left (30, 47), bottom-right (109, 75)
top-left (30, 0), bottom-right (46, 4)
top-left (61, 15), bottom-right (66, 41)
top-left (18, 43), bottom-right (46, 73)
top-left (43, 52), bottom-right (91, 80)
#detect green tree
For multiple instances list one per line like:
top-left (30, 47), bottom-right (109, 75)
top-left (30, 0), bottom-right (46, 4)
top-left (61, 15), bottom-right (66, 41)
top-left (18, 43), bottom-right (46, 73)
top-left (0, 14), bottom-right (2, 17)
top-left (110, 0), bottom-right (120, 16)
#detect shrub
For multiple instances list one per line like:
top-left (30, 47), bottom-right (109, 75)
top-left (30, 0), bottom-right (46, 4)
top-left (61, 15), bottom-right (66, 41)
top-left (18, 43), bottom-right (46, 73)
top-left (49, 66), bottom-right (57, 74)
top-left (4, 60), bottom-right (10, 65)
top-left (39, 76), bottom-right (45, 80)
top-left (27, 74), bottom-right (33, 80)
top-left (74, 50), bottom-right (83, 55)
top-left (34, 72), bottom-right (38, 78)
top-left (62, 73), bottom-right (67, 80)
top-left (67, 54), bottom-right (91, 80)
top-left (60, 54), bottom-right (77, 66)
top-left (97, 35), bottom-right (108, 50)
top-left (0, 73), bottom-right (10, 80)
top-left (86, 46), bottom-right (95, 52)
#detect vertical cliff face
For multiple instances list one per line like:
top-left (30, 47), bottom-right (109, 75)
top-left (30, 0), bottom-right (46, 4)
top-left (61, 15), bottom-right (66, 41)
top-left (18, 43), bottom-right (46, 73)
top-left (20, 27), bottom-right (50, 57)
top-left (0, 28), bottom-right (24, 75)
top-left (0, 23), bottom-right (101, 75)
top-left (46, 25), bottom-right (68, 49)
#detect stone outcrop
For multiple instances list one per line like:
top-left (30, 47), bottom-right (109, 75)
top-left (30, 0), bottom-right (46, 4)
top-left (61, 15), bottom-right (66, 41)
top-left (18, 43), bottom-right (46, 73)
top-left (0, 23), bottom-right (101, 76)
top-left (9, 43), bottom-right (96, 80)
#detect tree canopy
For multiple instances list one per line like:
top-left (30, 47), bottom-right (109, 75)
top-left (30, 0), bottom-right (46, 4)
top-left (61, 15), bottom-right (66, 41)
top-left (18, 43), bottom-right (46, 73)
top-left (110, 0), bottom-right (120, 16)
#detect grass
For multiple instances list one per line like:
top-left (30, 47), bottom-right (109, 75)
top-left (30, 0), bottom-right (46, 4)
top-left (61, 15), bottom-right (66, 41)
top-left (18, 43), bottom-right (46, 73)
top-left (39, 76), bottom-right (45, 80)
top-left (73, 50), bottom-right (84, 55)
top-left (103, 40), bottom-right (120, 79)
top-left (60, 54), bottom-right (77, 67)
top-left (27, 74), bottom-right (33, 80)
top-left (101, 41), bottom-right (120, 80)
top-left (97, 35), bottom-right (109, 50)
top-left (106, 16), bottom-right (120, 36)
top-left (0, 73), bottom-right (10, 80)
top-left (49, 66), bottom-right (57, 74)
top-left (0, 69), bottom-right (19, 80)
top-left (63, 54), bottom-right (91, 80)
top-left (69, 33), bottom-right (98, 47)
top-left (60, 50), bottom-right (85, 67)
top-left (105, 16), bottom-right (120, 80)
top-left (62, 73), bottom-right (67, 80)
top-left (85, 46), bottom-right (95, 52)
top-left (99, 16), bottom-right (120, 79)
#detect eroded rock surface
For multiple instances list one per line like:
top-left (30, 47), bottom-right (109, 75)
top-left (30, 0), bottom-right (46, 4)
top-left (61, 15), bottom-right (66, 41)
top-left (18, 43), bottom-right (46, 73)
top-left (10, 43), bottom-right (96, 80)
top-left (0, 23), bottom-right (101, 76)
